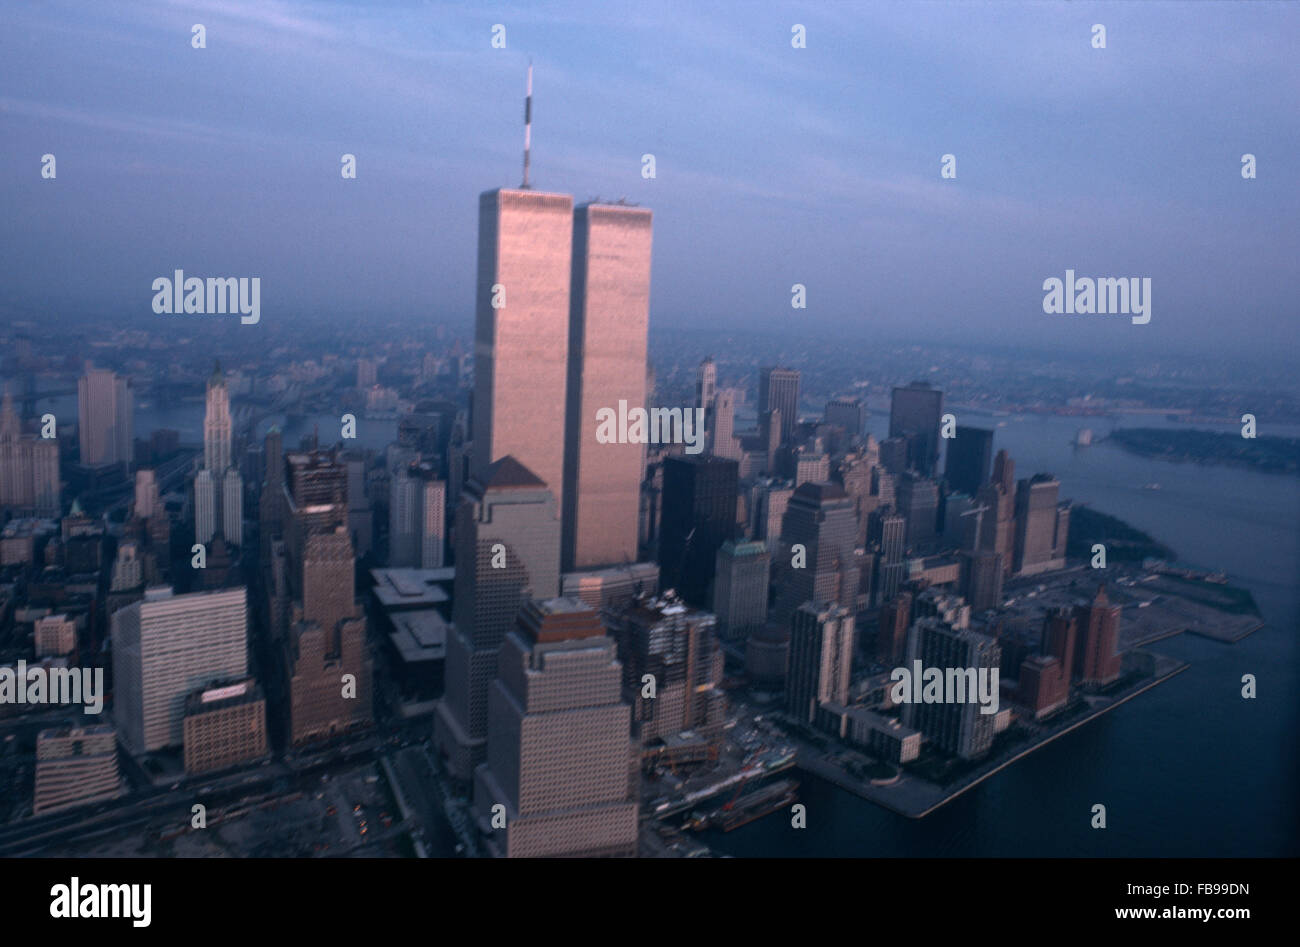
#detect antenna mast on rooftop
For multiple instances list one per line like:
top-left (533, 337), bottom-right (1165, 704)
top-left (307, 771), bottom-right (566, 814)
top-left (521, 61), bottom-right (533, 189)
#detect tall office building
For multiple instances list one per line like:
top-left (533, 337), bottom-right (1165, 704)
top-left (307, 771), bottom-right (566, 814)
top-left (992, 449), bottom-right (1015, 494)
top-left (876, 590), bottom-right (913, 666)
top-left (389, 460), bottom-right (447, 569)
top-left (696, 357), bottom-right (717, 416)
top-left (259, 426), bottom-right (285, 569)
top-left (285, 527), bottom-right (371, 745)
top-left (435, 456), bottom-right (561, 780)
top-left (195, 468), bottom-right (217, 545)
top-left (945, 426), bottom-right (995, 496)
top-left (472, 598), bottom-right (638, 858)
top-left (111, 586), bottom-right (248, 754)
top-left (874, 511), bottom-right (907, 605)
top-left (897, 473), bottom-right (940, 549)
top-left (77, 367), bottom-right (132, 467)
top-left (1019, 607), bottom-right (1076, 717)
top-left (204, 362), bottom-right (232, 473)
top-left (824, 398), bottom-right (865, 439)
top-left (0, 391), bottom-right (59, 516)
top-left (711, 388), bottom-right (742, 460)
top-left (888, 381), bottom-right (943, 477)
top-left (712, 539), bottom-right (771, 641)
top-left (562, 201), bottom-right (652, 571)
top-left (195, 364), bottom-right (242, 546)
top-left (283, 449), bottom-right (348, 597)
top-left (183, 678), bottom-right (269, 775)
top-left (608, 592), bottom-right (726, 744)
top-left (33, 725), bottom-right (123, 815)
top-left (786, 602), bottom-right (855, 725)
top-left (471, 187), bottom-right (573, 518)
top-left (133, 468), bottom-right (159, 520)
top-left (420, 476), bottom-right (446, 569)
top-left (1013, 474), bottom-right (1066, 576)
top-left (878, 435), bottom-right (909, 475)
top-left (657, 455), bottom-right (739, 607)
top-left (750, 479), bottom-right (794, 552)
top-left (902, 617), bottom-right (1001, 760)
top-left (960, 548), bottom-right (1004, 612)
top-left (1074, 585), bottom-right (1122, 685)
top-left (772, 482), bottom-right (861, 625)
top-left (222, 467), bottom-right (243, 546)
top-left (759, 367), bottom-right (800, 446)
top-left (977, 449), bottom-right (1018, 578)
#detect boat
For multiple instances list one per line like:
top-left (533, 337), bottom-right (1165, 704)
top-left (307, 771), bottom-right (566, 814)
top-left (687, 779), bottom-right (800, 833)
top-left (1142, 483), bottom-right (1161, 491)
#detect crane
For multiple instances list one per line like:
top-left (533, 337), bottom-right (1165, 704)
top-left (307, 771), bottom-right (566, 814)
top-left (959, 503), bottom-right (991, 551)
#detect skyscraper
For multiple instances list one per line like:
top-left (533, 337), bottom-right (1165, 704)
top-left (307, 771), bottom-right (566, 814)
top-left (204, 361), bottom-right (232, 474)
top-left (77, 367), bottom-right (132, 467)
top-left (876, 590), bottom-right (913, 666)
top-left (897, 473), bottom-right (940, 549)
top-left (786, 602), bottom-right (855, 725)
top-left (873, 511), bottom-right (907, 606)
top-left (1013, 473), bottom-right (1066, 576)
top-left (1074, 584), bottom-right (1122, 685)
top-left (759, 367), bottom-right (800, 446)
top-left (945, 426), bottom-right (994, 496)
top-left (389, 460), bottom-right (447, 569)
top-left (711, 388), bottom-right (742, 460)
top-left (712, 539), bottom-right (771, 641)
top-left (0, 390), bottom-right (59, 516)
top-left (657, 455), bottom-right (739, 607)
top-left (697, 356), bottom-right (716, 447)
top-left (285, 527), bottom-right (371, 745)
top-left (824, 398), bottom-right (865, 440)
top-left (888, 381), bottom-right (943, 477)
top-left (283, 449), bottom-right (348, 593)
top-left (133, 468), bottom-right (159, 520)
top-left (435, 456), bottom-right (561, 780)
top-left (772, 481), bottom-right (861, 625)
top-left (902, 617), bottom-right (1001, 760)
top-left (961, 548), bottom-right (1004, 612)
top-left (562, 202), bottom-right (653, 571)
top-left (111, 586), bottom-right (248, 754)
top-left (471, 188), bottom-right (573, 518)
top-left (608, 592), bottom-right (726, 744)
top-left (196, 363), bottom-right (242, 546)
top-left (472, 597), bottom-right (638, 858)
top-left (222, 467), bottom-right (243, 546)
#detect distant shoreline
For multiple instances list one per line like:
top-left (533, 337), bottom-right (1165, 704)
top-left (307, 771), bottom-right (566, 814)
top-left (1105, 427), bottom-right (1300, 476)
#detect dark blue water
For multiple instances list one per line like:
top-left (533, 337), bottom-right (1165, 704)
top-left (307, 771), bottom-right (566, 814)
top-left (707, 412), bottom-right (1299, 856)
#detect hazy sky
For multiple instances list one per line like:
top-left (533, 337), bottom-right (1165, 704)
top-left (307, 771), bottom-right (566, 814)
top-left (3, 0), bottom-right (1297, 362)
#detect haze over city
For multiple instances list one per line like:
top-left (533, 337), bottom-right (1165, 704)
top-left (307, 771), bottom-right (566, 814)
top-left (3, 0), bottom-right (1298, 361)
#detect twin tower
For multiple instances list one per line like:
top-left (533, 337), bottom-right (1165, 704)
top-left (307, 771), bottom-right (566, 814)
top-left (472, 187), bottom-right (653, 572)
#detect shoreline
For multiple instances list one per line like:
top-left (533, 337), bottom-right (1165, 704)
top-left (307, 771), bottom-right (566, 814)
top-left (795, 657), bottom-right (1190, 820)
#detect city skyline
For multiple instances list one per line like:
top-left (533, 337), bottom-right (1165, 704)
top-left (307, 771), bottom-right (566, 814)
top-left (0, 0), bottom-right (1295, 888)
